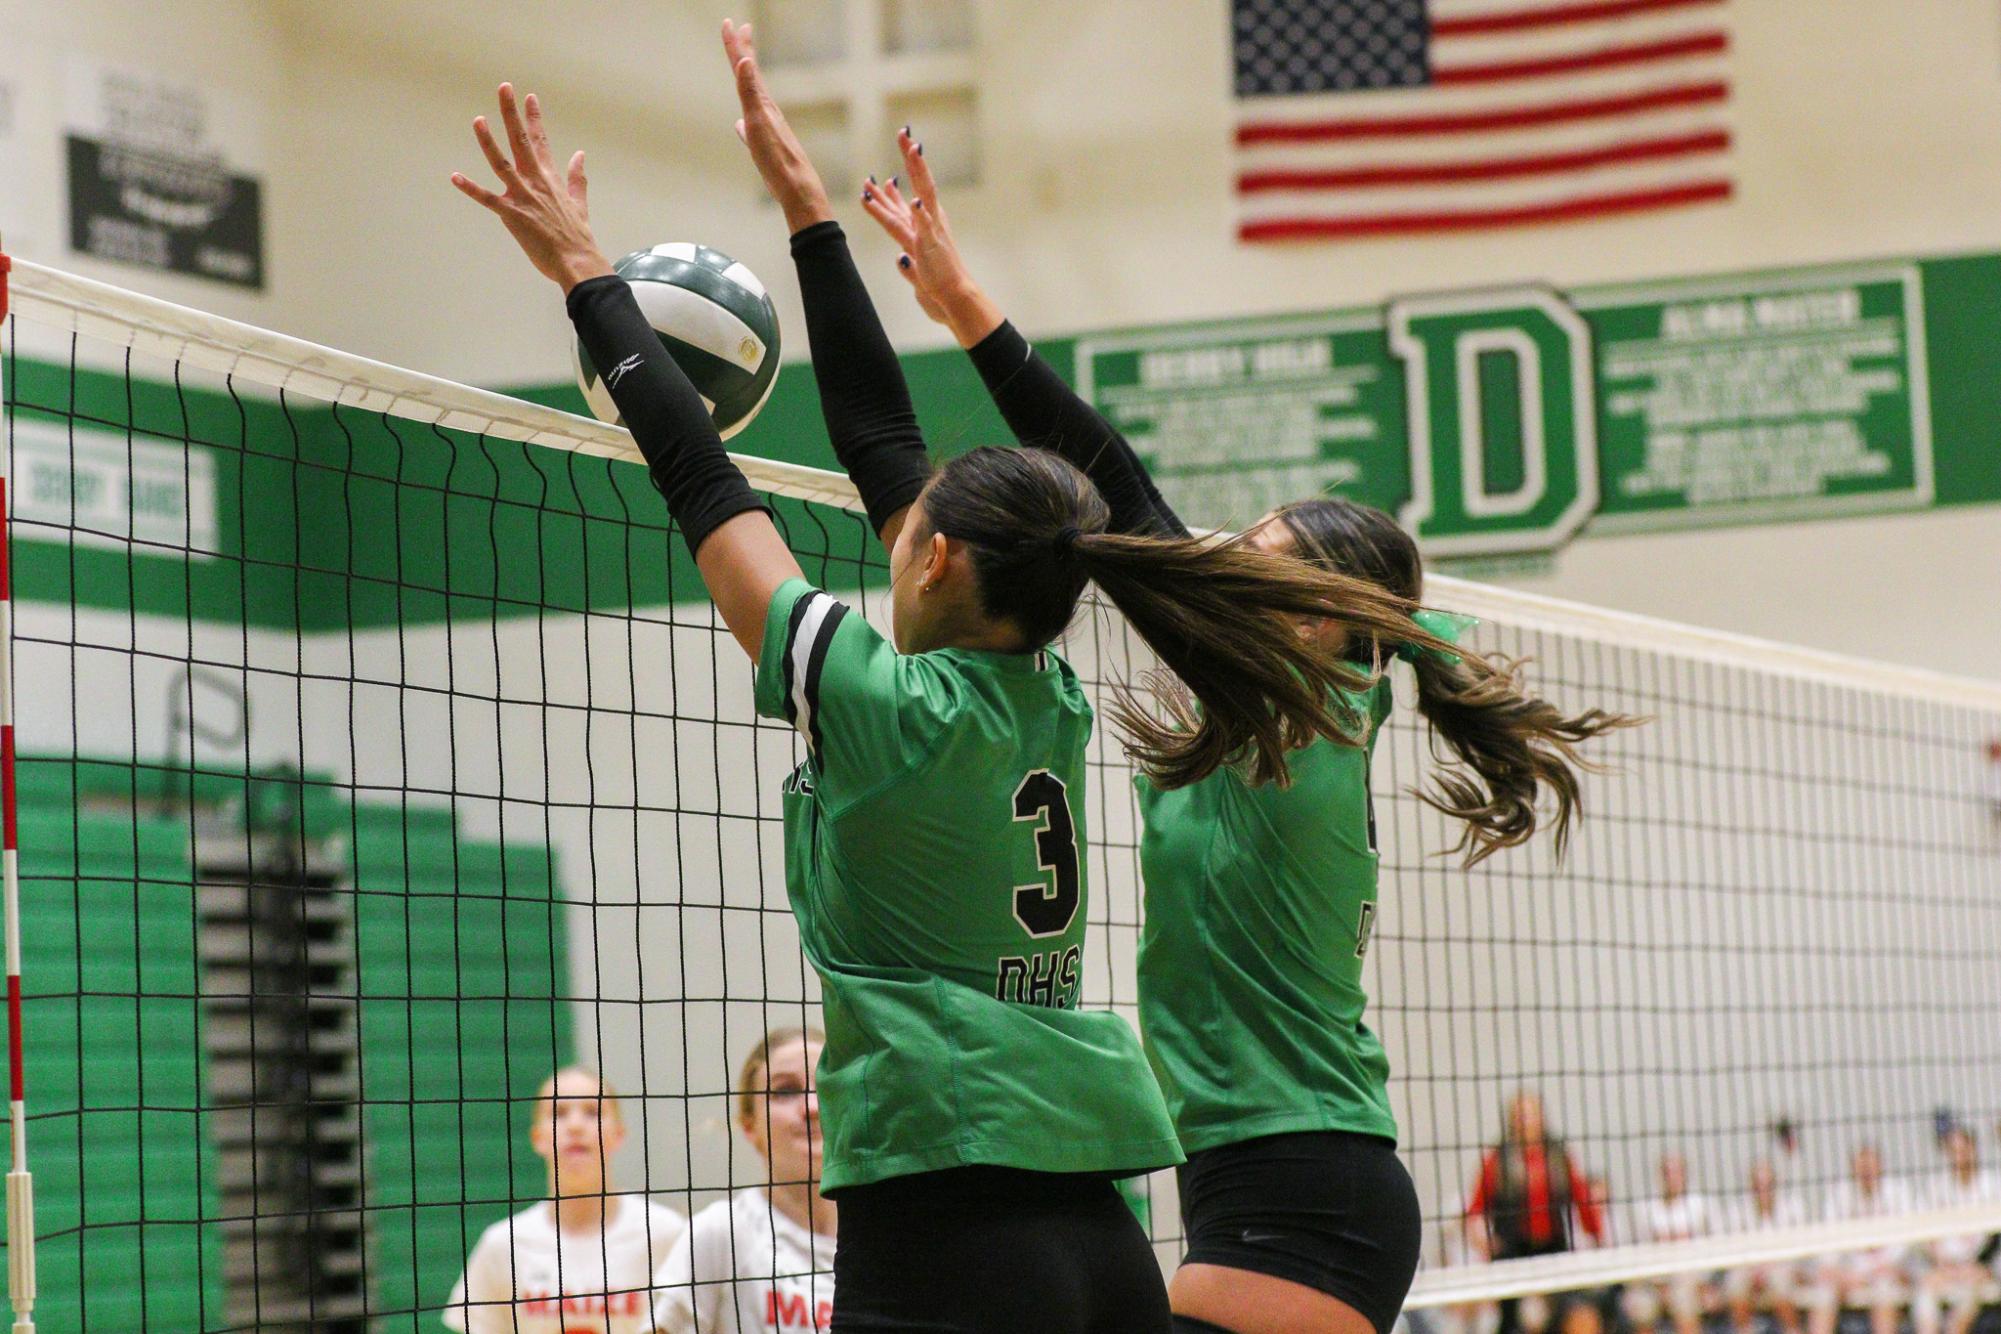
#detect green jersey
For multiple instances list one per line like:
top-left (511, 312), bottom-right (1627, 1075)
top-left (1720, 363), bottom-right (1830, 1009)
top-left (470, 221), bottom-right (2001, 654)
top-left (1135, 681), bottom-right (1397, 1154)
top-left (753, 579), bottom-right (1181, 1191)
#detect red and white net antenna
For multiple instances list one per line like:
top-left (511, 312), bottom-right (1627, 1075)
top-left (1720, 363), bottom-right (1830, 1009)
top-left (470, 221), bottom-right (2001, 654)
top-left (0, 245), bottom-right (35, 1334)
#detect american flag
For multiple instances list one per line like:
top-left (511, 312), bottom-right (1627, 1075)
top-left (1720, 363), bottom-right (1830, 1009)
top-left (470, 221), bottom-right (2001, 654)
top-left (1232, 0), bottom-right (1734, 241)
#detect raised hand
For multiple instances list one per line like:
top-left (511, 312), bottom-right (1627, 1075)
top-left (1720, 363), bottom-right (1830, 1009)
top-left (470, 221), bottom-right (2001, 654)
top-left (859, 129), bottom-right (1003, 348)
top-left (451, 84), bottom-right (613, 293)
top-left (722, 19), bottom-right (835, 234)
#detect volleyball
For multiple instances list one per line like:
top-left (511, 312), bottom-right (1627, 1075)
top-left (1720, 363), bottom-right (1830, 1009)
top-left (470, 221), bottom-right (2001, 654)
top-left (574, 242), bottom-right (781, 440)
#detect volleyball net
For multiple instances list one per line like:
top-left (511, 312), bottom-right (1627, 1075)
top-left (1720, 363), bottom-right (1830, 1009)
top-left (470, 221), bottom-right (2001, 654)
top-left (3, 255), bottom-right (2000, 1331)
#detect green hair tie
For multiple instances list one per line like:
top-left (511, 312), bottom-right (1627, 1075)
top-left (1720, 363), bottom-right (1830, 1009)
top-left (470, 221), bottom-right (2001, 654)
top-left (1397, 609), bottom-right (1480, 666)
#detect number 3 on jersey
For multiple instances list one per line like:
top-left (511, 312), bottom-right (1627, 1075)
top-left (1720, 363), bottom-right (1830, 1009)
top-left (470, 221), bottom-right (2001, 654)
top-left (1010, 770), bottom-right (1080, 938)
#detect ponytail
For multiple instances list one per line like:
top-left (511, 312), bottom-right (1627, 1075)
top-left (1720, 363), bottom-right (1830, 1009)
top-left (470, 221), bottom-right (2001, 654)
top-left (916, 448), bottom-right (1463, 789)
top-left (1272, 496), bottom-right (1644, 866)
top-left (1071, 530), bottom-right (1450, 788)
top-left (1408, 651), bottom-right (1639, 866)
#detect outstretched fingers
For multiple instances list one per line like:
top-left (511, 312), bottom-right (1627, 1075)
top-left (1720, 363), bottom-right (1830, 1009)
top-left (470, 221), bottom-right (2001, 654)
top-left (522, 91), bottom-right (556, 167)
top-left (497, 83), bottom-right (537, 174)
top-left (722, 17), bottom-right (756, 67)
top-left (472, 114), bottom-right (516, 182)
top-left (861, 180), bottom-right (915, 246)
top-left (876, 174), bottom-right (914, 223)
top-left (724, 19), bottom-right (771, 116)
top-left (878, 172), bottom-right (938, 244)
top-left (451, 84), bottom-right (613, 292)
top-left (897, 127), bottom-right (941, 213)
top-left (449, 170), bottom-right (502, 211)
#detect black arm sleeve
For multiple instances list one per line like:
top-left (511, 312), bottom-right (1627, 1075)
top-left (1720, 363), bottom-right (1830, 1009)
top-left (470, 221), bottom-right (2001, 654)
top-left (789, 221), bottom-right (933, 536)
top-left (567, 275), bottom-right (771, 558)
top-left (964, 320), bottom-right (1191, 539)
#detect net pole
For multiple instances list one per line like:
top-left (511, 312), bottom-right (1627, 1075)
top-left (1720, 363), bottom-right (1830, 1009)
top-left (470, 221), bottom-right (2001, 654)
top-left (0, 246), bottom-right (36, 1334)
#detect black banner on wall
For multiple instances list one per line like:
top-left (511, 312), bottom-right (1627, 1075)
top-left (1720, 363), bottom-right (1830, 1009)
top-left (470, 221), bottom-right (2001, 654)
top-left (66, 134), bottom-right (263, 289)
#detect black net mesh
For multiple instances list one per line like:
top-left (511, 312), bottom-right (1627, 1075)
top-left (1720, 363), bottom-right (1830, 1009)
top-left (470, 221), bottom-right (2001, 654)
top-left (3, 280), bottom-right (2000, 1332)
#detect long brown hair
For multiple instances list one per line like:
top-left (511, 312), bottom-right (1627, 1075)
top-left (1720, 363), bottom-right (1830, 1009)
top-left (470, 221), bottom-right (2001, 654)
top-left (1276, 497), bottom-right (1642, 865)
top-left (914, 448), bottom-right (1458, 788)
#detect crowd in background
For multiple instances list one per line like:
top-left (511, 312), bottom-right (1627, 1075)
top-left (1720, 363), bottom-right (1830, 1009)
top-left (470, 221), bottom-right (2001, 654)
top-left (439, 1070), bottom-right (2001, 1334)
top-left (1440, 1092), bottom-right (2001, 1334)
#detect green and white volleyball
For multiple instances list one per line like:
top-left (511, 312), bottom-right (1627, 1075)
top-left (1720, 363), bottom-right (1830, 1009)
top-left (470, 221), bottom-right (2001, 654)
top-left (575, 243), bottom-right (781, 440)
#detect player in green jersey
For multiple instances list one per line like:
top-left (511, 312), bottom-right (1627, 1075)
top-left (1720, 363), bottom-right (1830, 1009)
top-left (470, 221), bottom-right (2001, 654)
top-left (861, 134), bottom-right (1639, 1334)
top-left (455, 39), bottom-right (1442, 1332)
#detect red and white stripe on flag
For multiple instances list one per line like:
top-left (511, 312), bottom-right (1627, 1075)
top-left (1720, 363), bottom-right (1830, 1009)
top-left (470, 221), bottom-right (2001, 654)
top-left (1234, 0), bottom-right (1735, 242)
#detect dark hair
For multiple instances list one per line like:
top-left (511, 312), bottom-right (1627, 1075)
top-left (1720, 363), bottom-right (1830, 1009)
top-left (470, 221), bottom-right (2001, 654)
top-left (913, 448), bottom-right (1453, 788)
top-left (1275, 497), bottom-right (1642, 866)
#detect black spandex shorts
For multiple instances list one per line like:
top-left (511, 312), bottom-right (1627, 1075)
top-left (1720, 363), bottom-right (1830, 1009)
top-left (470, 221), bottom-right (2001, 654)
top-left (1178, 1130), bottom-right (1421, 1334)
top-left (832, 1165), bottom-right (1172, 1333)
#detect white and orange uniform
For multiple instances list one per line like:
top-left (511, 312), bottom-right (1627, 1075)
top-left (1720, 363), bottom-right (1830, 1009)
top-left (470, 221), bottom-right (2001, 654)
top-left (444, 1197), bottom-right (687, 1334)
top-left (648, 1188), bottom-right (836, 1333)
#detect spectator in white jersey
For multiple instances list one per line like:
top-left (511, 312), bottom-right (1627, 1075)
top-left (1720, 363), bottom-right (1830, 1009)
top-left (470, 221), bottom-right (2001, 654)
top-left (1913, 1126), bottom-right (2001, 1334)
top-left (1722, 1158), bottom-right (1807, 1334)
top-left (648, 1027), bottom-right (836, 1333)
top-left (1621, 1152), bottom-right (1715, 1334)
top-left (1805, 1144), bottom-right (1913, 1334)
top-left (445, 1066), bottom-right (686, 1334)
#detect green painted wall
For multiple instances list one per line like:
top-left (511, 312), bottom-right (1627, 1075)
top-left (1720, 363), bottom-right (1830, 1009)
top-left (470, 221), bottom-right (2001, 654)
top-left (13, 760), bottom-right (227, 1332)
top-left (6, 351), bottom-right (881, 628)
top-left (16, 247), bottom-right (1993, 634)
top-left (9, 757), bottom-right (572, 1331)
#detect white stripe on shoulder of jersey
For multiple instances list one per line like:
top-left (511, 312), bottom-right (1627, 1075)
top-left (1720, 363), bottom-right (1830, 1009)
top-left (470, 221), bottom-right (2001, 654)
top-left (788, 593), bottom-right (838, 750)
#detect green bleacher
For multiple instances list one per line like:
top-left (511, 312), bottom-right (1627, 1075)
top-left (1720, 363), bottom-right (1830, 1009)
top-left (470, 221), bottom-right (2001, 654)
top-left (8, 756), bottom-right (573, 1331)
top-left (347, 801), bottom-right (572, 1332)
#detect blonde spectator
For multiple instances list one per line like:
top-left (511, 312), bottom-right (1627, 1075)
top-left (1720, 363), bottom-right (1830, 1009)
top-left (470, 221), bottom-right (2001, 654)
top-left (445, 1067), bottom-right (685, 1333)
top-left (648, 1026), bottom-right (836, 1333)
top-left (1913, 1126), bottom-right (2001, 1334)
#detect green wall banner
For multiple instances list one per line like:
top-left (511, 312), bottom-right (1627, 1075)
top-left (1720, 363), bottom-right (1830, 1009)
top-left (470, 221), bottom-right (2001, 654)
top-left (12, 416), bottom-right (219, 554)
top-left (1070, 256), bottom-right (1977, 554)
top-left (1581, 265), bottom-right (1929, 533)
top-left (7, 249), bottom-right (1997, 627)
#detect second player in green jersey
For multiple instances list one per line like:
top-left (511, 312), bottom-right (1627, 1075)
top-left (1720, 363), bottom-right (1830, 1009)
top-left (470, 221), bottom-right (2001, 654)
top-left (1137, 678), bottom-right (1397, 1155)
top-left (860, 132), bottom-right (1641, 1334)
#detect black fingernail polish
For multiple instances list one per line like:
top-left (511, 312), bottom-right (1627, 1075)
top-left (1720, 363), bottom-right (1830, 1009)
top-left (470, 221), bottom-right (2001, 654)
top-left (917, 142), bottom-right (925, 156)
top-left (890, 176), bottom-right (899, 188)
top-left (899, 256), bottom-right (912, 270)
top-left (868, 174), bottom-right (877, 184)
top-left (862, 190), bottom-right (873, 202)
top-left (903, 124), bottom-right (912, 137)
top-left (912, 198), bottom-right (923, 209)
